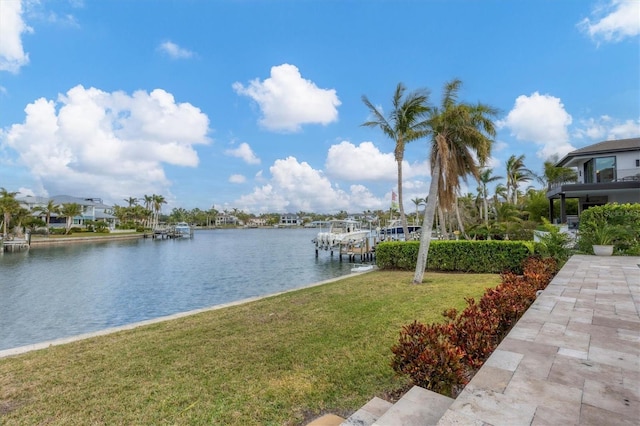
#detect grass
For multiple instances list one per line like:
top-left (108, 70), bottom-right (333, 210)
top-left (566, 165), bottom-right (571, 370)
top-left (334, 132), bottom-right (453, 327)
top-left (0, 271), bottom-right (499, 425)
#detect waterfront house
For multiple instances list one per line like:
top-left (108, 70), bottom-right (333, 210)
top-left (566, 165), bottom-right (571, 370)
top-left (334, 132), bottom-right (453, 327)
top-left (279, 214), bottom-right (301, 226)
top-left (546, 137), bottom-right (640, 224)
top-left (18, 195), bottom-right (117, 229)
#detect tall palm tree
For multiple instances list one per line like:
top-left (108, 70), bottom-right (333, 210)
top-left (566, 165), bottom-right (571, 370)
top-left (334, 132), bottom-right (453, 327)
top-left (411, 197), bottom-right (425, 226)
top-left (413, 79), bottom-right (497, 284)
top-left (0, 188), bottom-right (20, 238)
top-left (505, 154), bottom-right (535, 204)
top-left (362, 83), bottom-right (431, 237)
top-left (60, 203), bottom-right (83, 235)
top-left (152, 194), bottom-right (167, 229)
top-left (124, 197), bottom-right (138, 207)
top-left (478, 168), bottom-right (502, 226)
top-left (33, 199), bottom-right (61, 233)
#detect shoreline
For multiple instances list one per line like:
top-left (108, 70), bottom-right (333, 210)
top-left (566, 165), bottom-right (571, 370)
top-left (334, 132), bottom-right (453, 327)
top-left (28, 232), bottom-right (145, 247)
top-left (0, 268), bottom-right (375, 359)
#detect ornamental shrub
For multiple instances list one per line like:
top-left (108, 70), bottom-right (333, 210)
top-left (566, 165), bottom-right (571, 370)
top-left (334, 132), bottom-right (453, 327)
top-left (577, 203), bottom-right (640, 255)
top-left (376, 240), bottom-right (537, 274)
top-left (391, 256), bottom-right (558, 398)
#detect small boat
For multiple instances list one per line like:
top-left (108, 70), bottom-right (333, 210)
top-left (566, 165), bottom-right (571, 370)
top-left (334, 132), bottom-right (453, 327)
top-left (173, 222), bottom-right (192, 238)
top-left (313, 219), bottom-right (370, 252)
top-left (351, 265), bottom-right (374, 273)
top-left (378, 219), bottom-right (421, 241)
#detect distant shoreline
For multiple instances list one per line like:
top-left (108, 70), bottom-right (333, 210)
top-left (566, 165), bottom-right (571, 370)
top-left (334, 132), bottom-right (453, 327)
top-left (29, 233), bottom-right (144, 247)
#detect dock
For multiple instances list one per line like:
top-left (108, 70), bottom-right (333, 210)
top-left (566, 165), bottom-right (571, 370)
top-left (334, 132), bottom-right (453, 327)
top-left (1, 237), bottom-right (30, 253)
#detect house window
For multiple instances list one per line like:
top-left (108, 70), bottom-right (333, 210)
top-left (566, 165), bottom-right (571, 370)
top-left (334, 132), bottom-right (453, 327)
top-left (584, 156), bottom-right (616, 183)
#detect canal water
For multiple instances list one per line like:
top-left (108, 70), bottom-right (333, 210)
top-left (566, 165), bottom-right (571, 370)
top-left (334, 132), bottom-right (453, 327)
top-left (0, 228), bottom-right (366, 351)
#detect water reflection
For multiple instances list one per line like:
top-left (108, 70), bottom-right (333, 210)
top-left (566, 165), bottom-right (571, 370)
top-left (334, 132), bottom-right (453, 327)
top-left (0, 228), bottom-right (368, 350)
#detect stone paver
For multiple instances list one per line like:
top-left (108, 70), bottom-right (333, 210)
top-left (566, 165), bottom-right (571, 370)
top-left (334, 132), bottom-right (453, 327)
top-left (437, 254), bottom-right (640, 426)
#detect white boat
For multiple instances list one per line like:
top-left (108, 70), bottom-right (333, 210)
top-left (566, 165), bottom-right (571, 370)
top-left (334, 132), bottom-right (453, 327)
top-left (351, 265), bottom-right (374, 273)
top-left (313, 219), bottom-right (370, 252)
top-left (173, 222), bottom-right (192, 238)
top-left (378, 219), bottom-right (421, 241)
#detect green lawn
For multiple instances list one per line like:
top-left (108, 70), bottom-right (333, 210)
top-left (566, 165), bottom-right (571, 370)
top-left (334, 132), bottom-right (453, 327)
top-left (0, 271), bottom-right (499, 425)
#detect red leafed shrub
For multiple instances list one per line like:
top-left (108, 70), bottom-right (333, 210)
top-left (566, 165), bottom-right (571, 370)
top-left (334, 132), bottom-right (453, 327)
top-left (390, 321), bottom-right (468, 397)
top-left (391, 255), bottom-right (558, 397)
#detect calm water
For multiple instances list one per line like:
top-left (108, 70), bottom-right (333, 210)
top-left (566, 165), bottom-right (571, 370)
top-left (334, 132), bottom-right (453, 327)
top-left (0, 228), bottom-right (365, 351)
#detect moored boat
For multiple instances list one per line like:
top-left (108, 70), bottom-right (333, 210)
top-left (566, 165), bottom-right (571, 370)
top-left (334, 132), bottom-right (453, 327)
top-left (173, 222), bottom-right (193, 238)
top-left (313, 219), bottom-right (370, 252)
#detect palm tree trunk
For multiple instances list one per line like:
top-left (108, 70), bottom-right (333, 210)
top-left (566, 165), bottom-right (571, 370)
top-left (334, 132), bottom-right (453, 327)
top-left (455, 195), bottom-right (465, 236)
top-left (413, 158), bottom-right (441, 284)
top-left (397, 160), bottom-right (410, 238)
top-left (483, 196), bottom-right (489, 227)
top-left (438, 205), bottom-right (447, 240)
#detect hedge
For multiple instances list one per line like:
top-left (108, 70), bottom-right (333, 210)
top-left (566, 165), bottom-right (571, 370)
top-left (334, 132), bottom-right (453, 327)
top-left (376, 240), bottom-right (537, 274)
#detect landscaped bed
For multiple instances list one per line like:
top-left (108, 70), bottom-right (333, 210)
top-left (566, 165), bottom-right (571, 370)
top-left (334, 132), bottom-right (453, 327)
top-left (0, 271), bottom-right (498, 425)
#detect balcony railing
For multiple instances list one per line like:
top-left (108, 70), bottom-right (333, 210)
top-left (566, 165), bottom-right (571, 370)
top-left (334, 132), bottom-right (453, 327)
top-left (548, 167), bottom-right (640, 190)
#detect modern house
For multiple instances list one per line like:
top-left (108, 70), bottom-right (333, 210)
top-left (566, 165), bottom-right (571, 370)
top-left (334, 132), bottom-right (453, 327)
top-left (18, 195), bottom-right (117, 229)
top-left (546, 137), bottom-right (640, 224)
top-left (279, 214), bottom-right (301, 226)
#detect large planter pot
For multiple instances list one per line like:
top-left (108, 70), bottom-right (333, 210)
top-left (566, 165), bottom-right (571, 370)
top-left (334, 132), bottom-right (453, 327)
top-left (593, 245), bottom-right (614, 256)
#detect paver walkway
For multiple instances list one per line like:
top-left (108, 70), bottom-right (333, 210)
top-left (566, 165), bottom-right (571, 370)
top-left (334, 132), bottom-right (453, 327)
top-left (438, 254), bottom-right (640, 425)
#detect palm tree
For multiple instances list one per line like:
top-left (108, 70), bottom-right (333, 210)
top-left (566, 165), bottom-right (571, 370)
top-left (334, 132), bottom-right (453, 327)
top-left (152, 194), bottom-right (167, 229)
top-left (505, 154), bottom-right (535, 204)
top-left (478, 168), bottom-right (502, 226)
top-left (413, 79), bottom-right (497, 284)
top-left (542, 156), bottom-right (578, 187)
top-left (411, 197), bottom-right (425, 226)
top-left (0, 188), bottom-right (20, 238)
top-left (59, 203), bottom-right (83, 234)
top-left (362, 83), bottom-right (431, 237)
top-left (124, 197), bottom-right (138, 207)
top-left (33, 199), bottom-right (61, 234)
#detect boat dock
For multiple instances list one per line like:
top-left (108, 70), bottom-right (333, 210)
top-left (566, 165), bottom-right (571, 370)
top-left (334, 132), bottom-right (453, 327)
top-left (145, 224), bottom-right (193, 240)
top-left (1, 238), bottom-right (30, 253)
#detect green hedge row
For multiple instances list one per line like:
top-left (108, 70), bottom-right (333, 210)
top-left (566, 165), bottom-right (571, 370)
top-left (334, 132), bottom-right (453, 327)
top-left (376, 240), bottom-right (537, 274)
top-left (576, 203), bottom-right (640, 255)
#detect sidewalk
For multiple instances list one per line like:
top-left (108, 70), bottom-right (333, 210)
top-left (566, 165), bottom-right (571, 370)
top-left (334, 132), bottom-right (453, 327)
top-left (437, 254), bottom-right (640, 425)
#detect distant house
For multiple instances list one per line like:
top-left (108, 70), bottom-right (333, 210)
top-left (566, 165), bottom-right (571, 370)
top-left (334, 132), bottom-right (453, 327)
top-left (18, 195), bottom-right (117, 229)
top-left (279, 214), bottom-right (301, 226)
top-left (215, 212), bottom-right (238, 226)
top-left (247, 217), bottom-right (267, 227)
top-left (546, 137), bottom-right (640, 224)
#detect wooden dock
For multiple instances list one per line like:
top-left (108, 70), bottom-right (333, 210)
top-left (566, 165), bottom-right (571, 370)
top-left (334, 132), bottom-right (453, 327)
top-left (1, 238), bottom-right (30, 253)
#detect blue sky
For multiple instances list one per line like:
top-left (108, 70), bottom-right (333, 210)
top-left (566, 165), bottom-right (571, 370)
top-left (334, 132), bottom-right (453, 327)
top-left (0, 0), bottom-right (638, 214)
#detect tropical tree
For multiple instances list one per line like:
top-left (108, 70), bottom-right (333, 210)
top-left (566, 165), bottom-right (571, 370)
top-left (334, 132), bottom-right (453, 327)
top-left (414, 79), bottom-right (497, 284)
top-left (411, 197), bottom-right (425, 226)
top-left (33, 199), bottom-right (61, 233)
top-left (59, 203), bottom-right (83, 234)
top-left (505, 154), bottom-right (535, 204)
top-left (0, 188), bottom-right (20, 238)
top-left (542, 156), bottom-right (578, 187)
top-left (124, 197), bottom-right (138, 207)
top-left (477, 168), bottom-right (502, 226)
top-left (362, 83), bottom-right (431, 237)
top-left (151, 194), bottom-right (166, 229)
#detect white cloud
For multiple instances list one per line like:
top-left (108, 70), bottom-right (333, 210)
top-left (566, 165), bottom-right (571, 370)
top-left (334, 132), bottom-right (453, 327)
top-left (225, 142), bottom-right (260, 164)
top-left (498, 92), bottom-right (575, 159)
top-left (229, 174), bottom-right (246, 184)
top-left (232, 154), bottom-right (429, 214)
top-left (232, 63), bottom-right (341, 132)
top-left (1, 84), bottom-right (210, 203)
top-left (158, 41), bottom-right (194, 59)
top-left (578, 0), bottom-right (640, 43)
top-left (0, 0), bottom-right (32, 73)
top-left (234, 156), bottom-right (349, 213)
top-left (325, 141), bottom-right (429, 181)
top-left (575, 115), bottom-right (640, 141)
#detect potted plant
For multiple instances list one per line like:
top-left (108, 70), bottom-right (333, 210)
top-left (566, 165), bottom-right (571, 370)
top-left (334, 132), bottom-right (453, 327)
top-left (584, 223), bottom-right (623, 256)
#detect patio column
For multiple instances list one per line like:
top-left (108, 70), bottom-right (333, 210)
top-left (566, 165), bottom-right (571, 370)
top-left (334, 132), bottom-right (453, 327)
top-left (560, 193), bottom-right (566, 224)
top-left (549, 198), bottom-right (554, 223)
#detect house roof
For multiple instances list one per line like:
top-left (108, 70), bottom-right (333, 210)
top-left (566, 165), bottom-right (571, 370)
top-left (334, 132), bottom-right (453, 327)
top-left (557, 137), bottom-right (640, 166)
